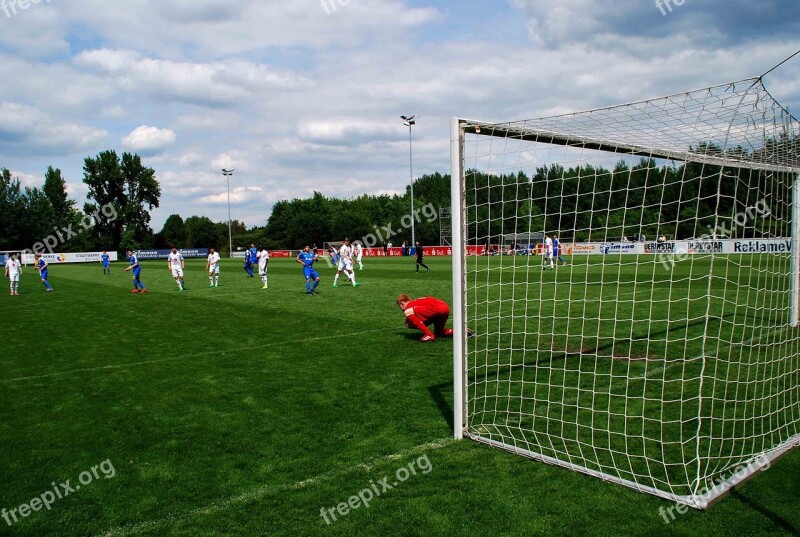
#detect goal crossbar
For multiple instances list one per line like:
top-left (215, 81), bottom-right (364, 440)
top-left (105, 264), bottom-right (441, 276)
top-left (458, 120), bottom-right (799, 174)
top-left (451, 76), bottom-right (800, 510)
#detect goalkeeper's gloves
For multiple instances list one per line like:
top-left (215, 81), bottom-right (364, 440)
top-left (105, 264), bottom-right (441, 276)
top-left (405, 314), bottom-right (434, 338)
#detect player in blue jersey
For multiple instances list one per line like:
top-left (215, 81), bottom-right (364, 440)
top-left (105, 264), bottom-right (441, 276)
top-left (329, 245), bottom-right (339, 268)
top-left (124, 249), bottom-right (148, 293)
top-left (297, 245), bottom-right (321, 295)
top-left (35, 254), bottom-right (54, 292)
top-left (243, 249), bottom-right (251, 277)
top-left (100, 251), bottom-right (111, 274)
top-left (552, 234), bottom-right (568, 266)
top-left (243, 243), bottom-right (257, 278)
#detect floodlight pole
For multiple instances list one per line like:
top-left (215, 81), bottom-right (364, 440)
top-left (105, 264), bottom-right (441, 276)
top-left (402, 116), bottom-right (416, 252)
top-left (222, 169), bottom-right (234, 258)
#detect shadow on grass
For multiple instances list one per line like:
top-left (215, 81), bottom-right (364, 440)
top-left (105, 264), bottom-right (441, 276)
top-left (471, 313), bottom-right (734, 384)
top-left (396, 330), bottom-right (421, 341)
top-left (427, 382), bottom-right (454, 431)
top-left (730, 490), bottom-right (800, 536)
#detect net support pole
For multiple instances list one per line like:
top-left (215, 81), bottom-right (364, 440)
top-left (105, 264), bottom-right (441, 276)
top-left (792, 174), bottom-right (800, 327)
top-left (451, 117), bottom-right (465, 440)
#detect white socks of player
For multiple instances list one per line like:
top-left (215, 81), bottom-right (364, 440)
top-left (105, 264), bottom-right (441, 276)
top-left (348, 272), bottom-right (356, 284)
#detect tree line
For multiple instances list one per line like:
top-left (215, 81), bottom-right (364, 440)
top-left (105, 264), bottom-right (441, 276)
top-left (2, 144), bottom-right (789, 254)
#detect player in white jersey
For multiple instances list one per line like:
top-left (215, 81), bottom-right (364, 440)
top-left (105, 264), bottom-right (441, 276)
top-left (4, 254), bottom-right (22, 295)
top-left (206, 248), bottom-right (221, 287)
top-left (257, 245), bottom-right (269, 289)
top-left (167, 247), bottom-right (185, 291)
top-left (542, 234), bottom-right (554, 270)
top-left (354, 241), bottom-right (364, 270)
top-left (333, 238), bottom-right (360, 288)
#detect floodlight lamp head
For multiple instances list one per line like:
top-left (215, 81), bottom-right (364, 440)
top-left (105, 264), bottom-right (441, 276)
top-left (401, 114), bottom-right (416, 126)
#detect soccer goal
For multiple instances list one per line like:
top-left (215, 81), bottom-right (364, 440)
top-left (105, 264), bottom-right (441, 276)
top-left (450, 77), bottom-right (800, 508)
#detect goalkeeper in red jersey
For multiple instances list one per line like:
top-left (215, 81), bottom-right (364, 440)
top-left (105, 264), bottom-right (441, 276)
top-left (397, 294), bottom-right (454, 342)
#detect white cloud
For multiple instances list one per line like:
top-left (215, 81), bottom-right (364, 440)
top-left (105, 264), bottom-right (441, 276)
top-left (1, 0), bottom-right (798, 230)
top-left (75, 49), bottom-right (312, 106)
top-left (0, 102), bottom-right (108, 157)
top-left (122, 126), bottom-right (177, 153)
top-left (9, 170), bottom-right (41, 189)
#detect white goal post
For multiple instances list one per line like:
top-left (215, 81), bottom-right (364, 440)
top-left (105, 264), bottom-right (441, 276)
top-left (451, 77), bottom-right (800, 509)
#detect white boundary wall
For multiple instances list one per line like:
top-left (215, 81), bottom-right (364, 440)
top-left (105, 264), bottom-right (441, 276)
top-left (561, 239), bottom-right (791, 256)
top-left (20, 252), bottom-right (119, 264)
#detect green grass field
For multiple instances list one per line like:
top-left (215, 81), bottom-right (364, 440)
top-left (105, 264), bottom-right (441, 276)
top-left (465, 254), bottom-right (800, 502)
top-left (0, 256), bottom-right (798, 536)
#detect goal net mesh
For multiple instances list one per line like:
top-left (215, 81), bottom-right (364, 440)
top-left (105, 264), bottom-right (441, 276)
top-left (454, 78), bottom-right (800, 507)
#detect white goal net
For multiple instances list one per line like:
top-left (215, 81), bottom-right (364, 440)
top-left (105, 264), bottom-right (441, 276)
top-left (450, 77), bottom-right (800, 508)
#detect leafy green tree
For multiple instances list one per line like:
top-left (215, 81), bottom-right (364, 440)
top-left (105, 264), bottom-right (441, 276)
top-left (19, 186), bottom-right (56, 249)
top-left (83, 150), bottom-right (161, 249)
top-left (0, 168), bottom-right (24, 248)
top-left (185, 216), bottom-right (223, 249)
top-left (159, 214), bottom-right (187, 248)
top-left (119, 228), bottom-right (141, 252)
top-left (43, 167), bottom-right (74, 223)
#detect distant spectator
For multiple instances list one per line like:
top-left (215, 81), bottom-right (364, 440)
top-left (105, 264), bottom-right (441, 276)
top-left (383, 243), bottom-right (388, 256)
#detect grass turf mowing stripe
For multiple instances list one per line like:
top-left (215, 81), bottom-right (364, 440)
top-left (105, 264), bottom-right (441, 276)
top-left (2, 327), bottom-right (396, 383)
top-left (96, 437), bottom-right (454, 537)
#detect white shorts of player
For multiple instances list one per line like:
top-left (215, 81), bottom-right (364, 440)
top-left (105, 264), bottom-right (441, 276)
top-left (341, 260), bottom-right (354, 272)
top-left (8, 274), bottom-right (19, 282)
top-left (172, 267), bottom-right (184, 278)
top-left (259, 266), bottom-right (268, 276)
top-left (209, 265), bottom-right (220, 275)
top-left (337, 260), bottom-right (346, 271)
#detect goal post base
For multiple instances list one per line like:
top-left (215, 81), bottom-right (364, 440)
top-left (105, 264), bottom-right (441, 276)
top-left (466, 432), bottom-right (800, 510)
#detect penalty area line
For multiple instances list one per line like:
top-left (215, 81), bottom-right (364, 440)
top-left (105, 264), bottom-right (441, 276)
top-left (97, 437), bottom-right (455, 537)
top-left (2, 328), bottom-right (394, 383)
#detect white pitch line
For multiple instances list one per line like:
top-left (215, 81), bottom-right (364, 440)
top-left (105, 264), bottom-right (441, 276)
top-left (97, 437), bottom-right (454, 537)
top-left (732, 326), bottom-right (793, 347)
top-left (2, 328), bottom-right (395, 383)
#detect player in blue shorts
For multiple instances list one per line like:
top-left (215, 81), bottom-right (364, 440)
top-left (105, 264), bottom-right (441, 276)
top-left (124, 249), bottom-right (148, 293)
top-left (243, 243), bottom-right (256, 278)
top-left (35, 254), bottom-right (54, 292)
top-left (297, 245), bottom-right (321, 295)
top-left (329, 245), bottom-right (340, 268)
top-left (100, 250), bottom-right (111, 274)
top-left (553, 234), bottom-right (568, 266)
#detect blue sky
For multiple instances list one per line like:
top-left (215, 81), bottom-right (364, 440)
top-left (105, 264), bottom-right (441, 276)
top-left (1, 0), bottom-right (798, 229)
